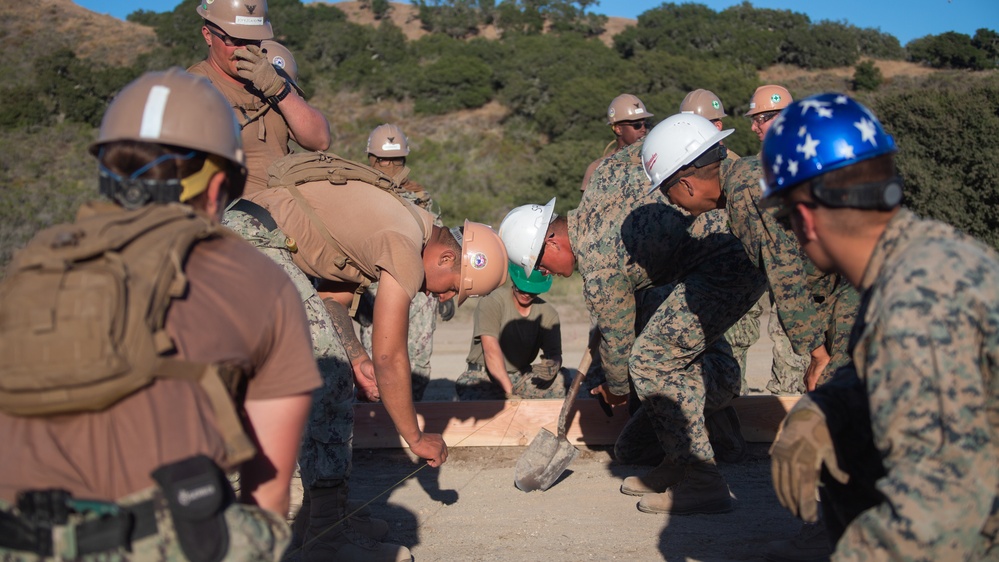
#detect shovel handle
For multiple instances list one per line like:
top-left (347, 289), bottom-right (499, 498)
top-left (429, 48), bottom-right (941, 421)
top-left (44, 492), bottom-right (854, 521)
top-left (556, 345), bottom-right (593, 440)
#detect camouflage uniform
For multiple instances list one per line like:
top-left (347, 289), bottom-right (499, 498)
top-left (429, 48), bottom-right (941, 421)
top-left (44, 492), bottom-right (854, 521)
top-left (0, 487), bottom-right (290, 561)
top-left (720, 156), bottom-right (827, 378)
top-left (809, 209), bottom-right (999, 560)
top-left (223, 208), bottom-right (353, 489)
top-left (358, 173), bottom-right (439, 401)
top-left (573, 141), bottom-right (766, 465)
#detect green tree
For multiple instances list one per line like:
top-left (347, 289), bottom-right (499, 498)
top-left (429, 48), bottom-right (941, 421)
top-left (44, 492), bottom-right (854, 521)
top-left (907, 31), bottom-right (991, 70)
top-left (853, 60), bottom-right (883, 91)
top-left (872, 74), bottom-right (999, 248)
top-left (413, 55), bottom-right (493, 113)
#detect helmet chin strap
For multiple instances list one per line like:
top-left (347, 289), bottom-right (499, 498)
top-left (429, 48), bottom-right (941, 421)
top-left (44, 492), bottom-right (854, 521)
top-left (811, 176), bottom-right (904, 211)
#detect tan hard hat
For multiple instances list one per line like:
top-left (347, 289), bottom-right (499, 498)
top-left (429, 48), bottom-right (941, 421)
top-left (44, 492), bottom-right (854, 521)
top-left (745, 85), bottom-right (792, 116)
top-left (261, 39), bottom-right (305, 97)
top-left (607, 94), bottom-right (654, 125)
top-left (90, 68), bottom-right (247, 199)
top-left (456, 220), bottom-right (509, 306)
top-left (197, 0), bottom-right (273, 41)
top-left (680, 89), bottom-right (727, 120)
top-left (367, 124), bottom-right (410, 158)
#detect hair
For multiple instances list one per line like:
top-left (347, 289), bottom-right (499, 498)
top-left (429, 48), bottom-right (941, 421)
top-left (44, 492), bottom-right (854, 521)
top-left (547, 215), bottom-right (568, 237)
top-left (99, 140), bottom-right (207, 181)
top-left (797, 153), bottom-right (898, 234)
top-left (435, 225), bottom-right (463, 272)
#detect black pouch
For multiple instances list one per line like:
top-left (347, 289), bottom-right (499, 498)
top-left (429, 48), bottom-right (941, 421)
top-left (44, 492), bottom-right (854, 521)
top-left (151, 455), bottom-right (234, 562)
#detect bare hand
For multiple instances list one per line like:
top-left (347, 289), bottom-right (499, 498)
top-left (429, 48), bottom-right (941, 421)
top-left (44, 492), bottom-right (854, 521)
top-left (409, 432), bottom-right (448, 467)
top-left (591, 383), bottom-right (628, 407)
top-left (353, 359), bottom-right (379, 402)
top-left (804, 345), bottom-right (831, 391)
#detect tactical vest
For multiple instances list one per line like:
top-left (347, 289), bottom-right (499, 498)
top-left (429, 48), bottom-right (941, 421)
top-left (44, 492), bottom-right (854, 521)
top-left (0, 202), bottom-right (257, 466)
top-left (265, 151), bottom-right (428, 315)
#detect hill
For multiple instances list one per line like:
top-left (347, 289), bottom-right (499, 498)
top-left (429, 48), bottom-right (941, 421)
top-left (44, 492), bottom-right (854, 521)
top-left (328, 0), bottom-right (635, 47)
top-left (0, 0), bottom-right (155, 74)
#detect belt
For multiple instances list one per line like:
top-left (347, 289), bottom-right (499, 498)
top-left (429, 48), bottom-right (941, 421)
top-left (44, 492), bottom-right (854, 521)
top-left (231, 198), bottom-right (278, 231)
top-left (0, 496), bottom-right (158, 556)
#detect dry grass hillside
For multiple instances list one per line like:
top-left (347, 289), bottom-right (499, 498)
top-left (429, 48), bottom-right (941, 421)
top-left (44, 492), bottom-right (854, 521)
top-left (327, 0), bottom-right (635, 47)
top-left (0, 0), bottom-right (155, 72)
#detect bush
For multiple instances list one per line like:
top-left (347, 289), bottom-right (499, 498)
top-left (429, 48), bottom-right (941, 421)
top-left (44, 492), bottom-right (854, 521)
top-left (413, 55), bottom-right (493, 114)
top-left (853, 60), bottom-right (883, 91)
top-left (907, 31), bottom-right (993, 70)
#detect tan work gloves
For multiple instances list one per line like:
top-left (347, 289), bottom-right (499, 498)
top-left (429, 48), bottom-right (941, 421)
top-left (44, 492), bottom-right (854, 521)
top-left (769, 395), bottom-right (849, 522)
top-left (529, 358), bottom-right (562, 388)
top-left (234, 45), bottom-right (287, 99)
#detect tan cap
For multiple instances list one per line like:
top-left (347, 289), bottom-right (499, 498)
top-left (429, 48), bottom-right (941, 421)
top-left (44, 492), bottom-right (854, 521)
top-left (745, 85), bottom-right (792, 116)
top-left (197, 0), bottom-right (273, 41)
top-left (455, 220), bottom-right (509, 306)
top-left (261, 40), bottom-right (305, 97)
top-left (607, 94), bottom-right (654, 125)
top-left (366, 124), bottom-right (410, 158)
top-left (90, 68), bottom-right (247, 200)
top-left (680, 89), bottom-right (727, 120)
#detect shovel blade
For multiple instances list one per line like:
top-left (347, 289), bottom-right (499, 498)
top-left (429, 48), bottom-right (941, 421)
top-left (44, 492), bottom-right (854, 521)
top-left (514, 428), bottom-right (580, 492)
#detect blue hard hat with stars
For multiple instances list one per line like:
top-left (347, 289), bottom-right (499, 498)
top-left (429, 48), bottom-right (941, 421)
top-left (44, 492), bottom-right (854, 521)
top-left (760, 93), bottom-right (896, 201)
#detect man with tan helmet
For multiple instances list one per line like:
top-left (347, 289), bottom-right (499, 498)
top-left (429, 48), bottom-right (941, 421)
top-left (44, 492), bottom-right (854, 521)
top-left (680, 89), bottom-right (740, 161)
top-left (0, 68), bottom-right (319, 559)
top-left (189, 0), bottom-right (331, 195)
top-left (224, 159), bottom-right (507, 560)
top-left (356, 124), bottom-right (443, 401)
top-left (580, 93), bottom-right (654, 191)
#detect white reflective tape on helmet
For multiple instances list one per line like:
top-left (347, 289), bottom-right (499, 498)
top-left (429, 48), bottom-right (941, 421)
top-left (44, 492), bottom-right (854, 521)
top-left (140, 85), bottom-right (170, 140)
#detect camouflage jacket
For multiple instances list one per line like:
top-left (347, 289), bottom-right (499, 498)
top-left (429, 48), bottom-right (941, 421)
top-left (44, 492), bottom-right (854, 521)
top-left (721, 155), bottom-right (825, 355)
top-left (569, 141), bottom-right (756, 394)
top-left (814, 209), bottom-right (999, 560)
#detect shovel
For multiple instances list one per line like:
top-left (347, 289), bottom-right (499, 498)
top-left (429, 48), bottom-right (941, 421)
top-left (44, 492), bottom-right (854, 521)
top-left (514, 345), bottom-right (595, 492)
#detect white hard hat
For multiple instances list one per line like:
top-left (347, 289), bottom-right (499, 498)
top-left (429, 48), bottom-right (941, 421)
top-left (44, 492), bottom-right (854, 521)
top-left (641, 113), bottom-right (733, 192)
top-left (498, 197), bottom-right (556, 277)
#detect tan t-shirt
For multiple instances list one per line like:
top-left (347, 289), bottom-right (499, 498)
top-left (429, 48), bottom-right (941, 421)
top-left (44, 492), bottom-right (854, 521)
top-left (188, 60), bottom-right (291, 196)
top-left (0, 234), bottom-right (320, 503)
top-left (248, 180), bottom-right (435, 299)
top-left (465, 287), bottom-right (562, 372)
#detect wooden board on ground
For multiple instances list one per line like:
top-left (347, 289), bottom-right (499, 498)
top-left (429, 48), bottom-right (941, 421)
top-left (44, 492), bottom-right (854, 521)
top-left (353, 395), bottom-right (799, 448)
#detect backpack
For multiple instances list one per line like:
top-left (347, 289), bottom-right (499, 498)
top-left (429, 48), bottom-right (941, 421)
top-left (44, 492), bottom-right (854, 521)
top-left (266, 151), bottom-right (428, 314)
top-left (0, 202), bottom-right (257, 466)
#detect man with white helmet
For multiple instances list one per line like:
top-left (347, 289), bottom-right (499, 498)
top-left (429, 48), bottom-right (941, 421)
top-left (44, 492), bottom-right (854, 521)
top-left (680, 88), bottom-right (764, 388)
top-left (189, 0), bottom-right (330, 195)
top-left (501, 159), bottom-right (766, 515)
top-left (356, 124), bottom-right (443, 401)
top-left (0, 68), bottom-right (319, 559)
top-left (225, 156), bottom-right (507, 559)
top-left (580, 93), bottom-right (654, 191)
top-left (762, 92), bottom-right (998, 561)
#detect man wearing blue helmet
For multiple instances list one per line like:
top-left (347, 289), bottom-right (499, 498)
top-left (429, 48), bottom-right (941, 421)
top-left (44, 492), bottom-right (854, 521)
top-left (762, 93), bottom-right (999, 560)
top-left (456, 263), bottom-right (565, 400)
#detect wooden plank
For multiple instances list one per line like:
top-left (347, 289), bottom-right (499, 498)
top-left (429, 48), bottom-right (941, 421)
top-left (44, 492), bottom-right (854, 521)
top-left (353, 395), bottom-right (800, 448)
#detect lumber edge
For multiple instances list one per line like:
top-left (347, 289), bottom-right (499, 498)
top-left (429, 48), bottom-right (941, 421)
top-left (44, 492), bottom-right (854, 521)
top-left (353, 394), bottom-right (799, 448)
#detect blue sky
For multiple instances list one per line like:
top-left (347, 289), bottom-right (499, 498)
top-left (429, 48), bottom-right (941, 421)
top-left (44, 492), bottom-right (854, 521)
top-left (75, 0), bottom-right (995, 46)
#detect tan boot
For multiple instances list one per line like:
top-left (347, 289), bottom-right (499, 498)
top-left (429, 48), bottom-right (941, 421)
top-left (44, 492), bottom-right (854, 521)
top-left (621, 458), bottom-right (686, 496)
top-left (301, 485), bottom-right (412, 562)
top-left (763, 522), bottom-right (832, 562)
top-left (637, 460), bottom-right (733, 515)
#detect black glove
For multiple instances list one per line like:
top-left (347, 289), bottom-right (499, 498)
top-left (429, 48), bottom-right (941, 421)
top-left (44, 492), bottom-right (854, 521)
top-left (438, 298), bottom-right (455, 322)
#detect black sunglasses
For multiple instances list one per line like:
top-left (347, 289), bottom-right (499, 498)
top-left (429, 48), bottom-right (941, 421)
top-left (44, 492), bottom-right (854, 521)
top-left (206, 25), bottom-right (259, 48)
top-left (618, 120), bottom-right (649, 131)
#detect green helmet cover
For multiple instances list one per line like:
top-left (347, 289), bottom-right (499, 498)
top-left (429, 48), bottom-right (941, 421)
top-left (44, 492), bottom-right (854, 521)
top-left (508, 262), bottom-right (552, 294)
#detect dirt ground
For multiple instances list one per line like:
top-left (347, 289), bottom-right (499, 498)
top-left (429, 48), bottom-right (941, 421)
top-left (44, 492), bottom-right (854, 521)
top-left (346, 297), bottom-right (805, 562)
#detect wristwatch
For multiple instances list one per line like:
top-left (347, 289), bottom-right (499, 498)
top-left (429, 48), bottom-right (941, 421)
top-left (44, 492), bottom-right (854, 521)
top-left (266, 81), bottom-right (292, 107)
